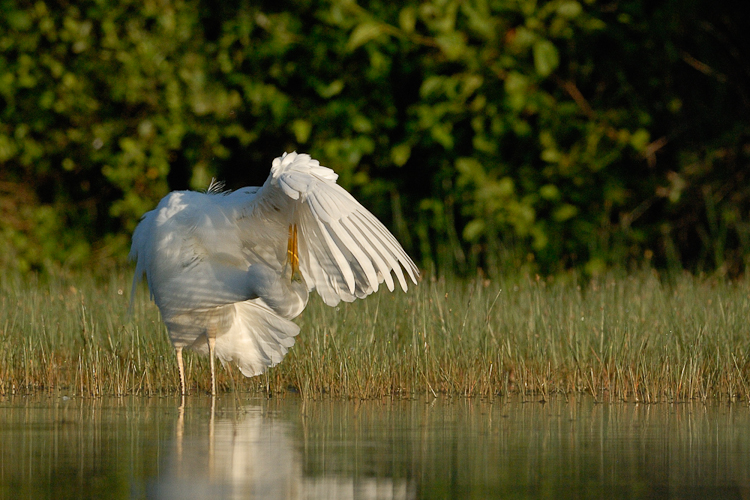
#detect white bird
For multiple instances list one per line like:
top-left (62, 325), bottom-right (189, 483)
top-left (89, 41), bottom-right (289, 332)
top-left (129, 152), bottom-right (419, 396)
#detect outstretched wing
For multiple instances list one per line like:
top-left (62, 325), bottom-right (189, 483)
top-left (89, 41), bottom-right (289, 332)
top-left (240, 152), bottom-right (419, 306)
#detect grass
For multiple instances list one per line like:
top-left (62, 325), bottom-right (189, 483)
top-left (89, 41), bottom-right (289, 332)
top-left (1, 268), bottom-right (749, 402)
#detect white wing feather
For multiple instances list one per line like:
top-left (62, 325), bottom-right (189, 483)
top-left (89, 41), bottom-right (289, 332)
top-left (244, 152), bottom-right (419, 306)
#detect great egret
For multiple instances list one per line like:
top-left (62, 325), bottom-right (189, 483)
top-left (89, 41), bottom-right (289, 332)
top-left (130, 152), bottom-right (419, 395)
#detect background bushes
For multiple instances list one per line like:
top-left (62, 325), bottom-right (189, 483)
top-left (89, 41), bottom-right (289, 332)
top-left (1, 0), bottom-right (749, 276)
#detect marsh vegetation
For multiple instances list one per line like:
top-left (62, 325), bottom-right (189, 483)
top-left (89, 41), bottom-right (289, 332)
top-left (2, 269), bottom-right (749, 402)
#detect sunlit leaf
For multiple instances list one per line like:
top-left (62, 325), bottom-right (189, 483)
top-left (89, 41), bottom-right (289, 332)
top-left (391, 143), bottom-right (411, 166)
top-left (463, 219), bottom-right (486, 241)
top-left (533, 39), bottom-right (559, 77)
top-left (291, 119), bottom-right (312, 144)
top-left (399, 7), bottom-right (416, 33)
top-left (557, 1), bottom-right (582, 19)
top-left (630, 128), bottom-right (650, 152)
top-left (347, 22), bottom-right (385, 52)
top-left (436, 32), bottom-right (467, 60)
top-left (553, 204), bottom-right (578, 222)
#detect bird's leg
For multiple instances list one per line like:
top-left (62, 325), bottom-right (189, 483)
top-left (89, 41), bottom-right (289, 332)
top-left (207, 332), bottom-right (217, 397)
top-left (176, 346), bottom-right (187, 396)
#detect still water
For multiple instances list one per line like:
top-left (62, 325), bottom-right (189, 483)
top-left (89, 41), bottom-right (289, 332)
top-left (1, 395), bottom-right (748, 499)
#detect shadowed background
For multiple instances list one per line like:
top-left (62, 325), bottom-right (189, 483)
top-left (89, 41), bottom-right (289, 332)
top-left (1, 0), bottom-right (749, 277)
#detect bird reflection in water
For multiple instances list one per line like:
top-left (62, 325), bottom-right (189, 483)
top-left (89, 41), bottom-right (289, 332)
top-left (150, 398), bottom-right (416, 500)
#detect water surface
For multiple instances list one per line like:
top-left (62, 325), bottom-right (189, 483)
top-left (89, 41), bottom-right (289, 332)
top-left (1, 395), bottom-right (748, 499)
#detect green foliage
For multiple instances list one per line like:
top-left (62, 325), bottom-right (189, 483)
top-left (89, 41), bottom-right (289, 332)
top-left (1, 0), bottom-right (749, 275)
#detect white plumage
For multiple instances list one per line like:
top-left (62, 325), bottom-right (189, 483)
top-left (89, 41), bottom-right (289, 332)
top-left (130, 152), bottom-right (419, 395)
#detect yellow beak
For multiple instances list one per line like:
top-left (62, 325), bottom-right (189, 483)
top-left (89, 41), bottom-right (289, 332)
top-left (287, 223), bottom-right (299, 280)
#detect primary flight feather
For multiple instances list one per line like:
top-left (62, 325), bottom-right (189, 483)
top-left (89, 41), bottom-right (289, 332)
top-left (130, 152), bottom-right (419, 395)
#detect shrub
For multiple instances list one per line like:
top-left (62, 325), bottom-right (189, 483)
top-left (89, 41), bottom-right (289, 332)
top-left (1, 0), bottom-right (748, 275)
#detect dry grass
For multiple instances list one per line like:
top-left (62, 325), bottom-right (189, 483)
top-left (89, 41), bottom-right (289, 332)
top-left (2, 269), bottom-right (749, 402)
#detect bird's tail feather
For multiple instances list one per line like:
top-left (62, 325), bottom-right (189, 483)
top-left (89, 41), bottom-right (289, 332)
top-left (194, 299), bottom-right (300, 377)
